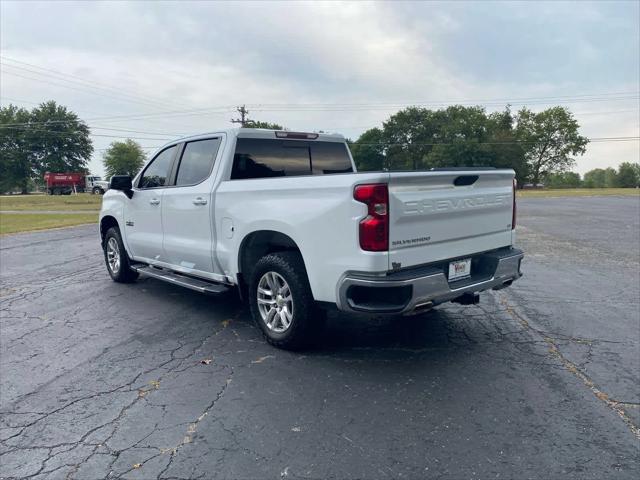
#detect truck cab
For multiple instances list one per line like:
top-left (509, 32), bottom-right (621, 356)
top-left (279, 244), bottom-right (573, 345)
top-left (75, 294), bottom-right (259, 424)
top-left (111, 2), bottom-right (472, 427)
top-left (86, 176), bottom-right (109, 194)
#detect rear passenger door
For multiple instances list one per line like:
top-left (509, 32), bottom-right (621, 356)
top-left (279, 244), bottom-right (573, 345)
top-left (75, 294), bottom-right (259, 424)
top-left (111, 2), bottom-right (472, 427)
top-left (161, 137), bottom-right (222, 275)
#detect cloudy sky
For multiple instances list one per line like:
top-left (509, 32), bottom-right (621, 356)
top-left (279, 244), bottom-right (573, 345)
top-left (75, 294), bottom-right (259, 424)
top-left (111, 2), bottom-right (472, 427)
top-left (1, 0), bottom-right (638, 177)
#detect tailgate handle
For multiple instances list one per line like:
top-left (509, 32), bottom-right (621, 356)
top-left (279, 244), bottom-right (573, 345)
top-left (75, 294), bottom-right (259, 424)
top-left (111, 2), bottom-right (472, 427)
top-left (453, 175), bottom-right (479, 186)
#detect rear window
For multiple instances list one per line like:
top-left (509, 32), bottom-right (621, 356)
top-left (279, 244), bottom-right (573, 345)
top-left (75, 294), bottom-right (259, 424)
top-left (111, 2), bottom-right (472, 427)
top-left (231, 138), bottom-right (352, 180)
top-left (310, 142), bottom-right (354, 175)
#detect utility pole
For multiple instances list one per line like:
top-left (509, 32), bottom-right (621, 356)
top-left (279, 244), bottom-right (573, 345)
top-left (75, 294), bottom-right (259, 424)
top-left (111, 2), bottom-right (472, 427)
top-left (231, 105), bottom-right (251, 127)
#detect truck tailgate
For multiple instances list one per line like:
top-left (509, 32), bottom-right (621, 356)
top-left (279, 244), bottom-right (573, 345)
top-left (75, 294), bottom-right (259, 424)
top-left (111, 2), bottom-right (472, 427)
top-left (387, 170), bottom-right (515, 270)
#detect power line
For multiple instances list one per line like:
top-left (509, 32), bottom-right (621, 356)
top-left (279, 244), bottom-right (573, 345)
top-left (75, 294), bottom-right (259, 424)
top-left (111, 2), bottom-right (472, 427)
top-left (0, 121), bottom-right (183, 136)
top-left (0, 91), bottom-right (637, 128)
top-left (0, 125), bottom-right (177, 141)
top-left (88, 125), bottom-right (184, 136)
top-left (248, 98), bottom-right (639, 112)
top-left (245, 91), bottom-right (640, 108)
top-left (317, 109), bottom-right (640, 131)
top-left (0, 95), bottom-right (115, 119)
top-left (0, 68), bottom-right (178, 112)
top-left (3, 123), bottom-right (637, 145)
top-left (0, 57), bottom-right (182, 110)
top-left (0, 56), bottom-right (183, 109)
top-left (10, 145), bottom-right (163, 155)
top-left (0, 104), bottom-right (236, 127)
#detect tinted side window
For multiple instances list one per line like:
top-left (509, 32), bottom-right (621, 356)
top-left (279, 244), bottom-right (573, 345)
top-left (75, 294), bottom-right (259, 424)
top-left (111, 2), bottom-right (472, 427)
top-left (139, 146), bottom-right (176, 188)
top-left (310, 142), bottom-right (353, 174)
top-left (231, 139), bottom-right (311, 180)
top-left (175, 138), bottom-right (221, 186)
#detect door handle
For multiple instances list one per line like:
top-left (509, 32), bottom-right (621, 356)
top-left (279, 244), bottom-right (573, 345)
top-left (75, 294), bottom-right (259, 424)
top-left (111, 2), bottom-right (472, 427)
top-left (149, 198), bottom-right (160, 205)
top-left (192, 197), bottom-right (207, 205)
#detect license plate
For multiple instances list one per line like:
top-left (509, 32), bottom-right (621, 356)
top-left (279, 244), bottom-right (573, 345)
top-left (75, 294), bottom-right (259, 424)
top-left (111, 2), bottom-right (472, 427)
top-left (448, 258), bottom-right (471, 281)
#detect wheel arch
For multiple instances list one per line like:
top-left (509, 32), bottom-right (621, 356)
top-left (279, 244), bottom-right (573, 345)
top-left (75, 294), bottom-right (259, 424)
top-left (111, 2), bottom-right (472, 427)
top-left (237, 230), bottom-right (310, 295)
top-left (100, 215), bottom-right (119, 244)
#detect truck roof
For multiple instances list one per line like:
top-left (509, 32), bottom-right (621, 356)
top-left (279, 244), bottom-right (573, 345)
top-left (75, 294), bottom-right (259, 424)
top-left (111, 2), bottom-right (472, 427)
top-left (159, 128), bottom-right (346, 152)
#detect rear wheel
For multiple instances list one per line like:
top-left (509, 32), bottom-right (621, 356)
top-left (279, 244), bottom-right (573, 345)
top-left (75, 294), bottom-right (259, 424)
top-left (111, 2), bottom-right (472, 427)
top-left (103, 227), bottom-right (138, 283)
top-left (249, 251), bottom-right (324, 350)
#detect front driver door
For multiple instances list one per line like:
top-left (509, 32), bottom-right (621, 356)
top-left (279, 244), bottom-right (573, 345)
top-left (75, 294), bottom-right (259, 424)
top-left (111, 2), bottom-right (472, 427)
top-left (124, 145), bottom-right (177, 262)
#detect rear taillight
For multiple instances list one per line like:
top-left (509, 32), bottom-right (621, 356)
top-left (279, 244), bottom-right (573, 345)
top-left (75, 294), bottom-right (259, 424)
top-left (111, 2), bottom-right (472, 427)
top-left (512, 178), bottom-right (517, 230)
top-left (354, 183), bottom-right (388, 251)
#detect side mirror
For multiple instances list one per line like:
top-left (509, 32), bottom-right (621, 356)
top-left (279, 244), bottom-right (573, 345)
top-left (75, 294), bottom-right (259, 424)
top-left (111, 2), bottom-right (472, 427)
top-left (110, 176), bottom-right (133, 198)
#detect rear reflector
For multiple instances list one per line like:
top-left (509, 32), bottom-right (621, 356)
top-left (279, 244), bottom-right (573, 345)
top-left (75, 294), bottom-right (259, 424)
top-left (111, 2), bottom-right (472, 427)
top-left (354, 183), bottom-right (389, 251)
top-left (275, 131), bottom-right (319, 140)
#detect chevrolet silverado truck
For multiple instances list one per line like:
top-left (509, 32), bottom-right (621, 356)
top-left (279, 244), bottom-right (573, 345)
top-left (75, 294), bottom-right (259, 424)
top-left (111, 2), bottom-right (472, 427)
top-left (99, 128), bottom-right (523, 349)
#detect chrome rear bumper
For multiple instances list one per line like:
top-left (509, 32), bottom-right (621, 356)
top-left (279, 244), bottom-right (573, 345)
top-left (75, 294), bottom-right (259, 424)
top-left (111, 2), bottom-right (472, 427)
top-left (337, 247), bottom-right (523, 314)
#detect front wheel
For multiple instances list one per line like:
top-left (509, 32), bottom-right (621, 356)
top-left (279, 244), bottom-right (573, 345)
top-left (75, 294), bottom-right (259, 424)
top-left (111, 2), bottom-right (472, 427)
top-left (92, 187), bottom-right (103, 195)
top-left (103, 227), bottom-right (138, 283)
top-left (249, 251), bottom-right (324, 350)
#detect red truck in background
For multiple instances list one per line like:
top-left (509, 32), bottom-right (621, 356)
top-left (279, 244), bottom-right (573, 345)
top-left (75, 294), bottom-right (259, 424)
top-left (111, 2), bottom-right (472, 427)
top-left (43, 172), bottom-right (110, 195)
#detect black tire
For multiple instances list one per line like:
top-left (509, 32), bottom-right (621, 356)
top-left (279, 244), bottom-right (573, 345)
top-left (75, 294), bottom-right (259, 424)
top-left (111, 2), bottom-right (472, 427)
top-left (92, 187), bottom-right (102, 195)
top-left (249, 251), bottom-right (324, 350)
top-left (103, 227), bottom-right (138, 283)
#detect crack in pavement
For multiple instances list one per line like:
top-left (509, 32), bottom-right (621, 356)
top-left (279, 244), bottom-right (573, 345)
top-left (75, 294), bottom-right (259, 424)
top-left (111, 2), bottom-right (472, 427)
top-left (499, 294), bottom-right (640, 440)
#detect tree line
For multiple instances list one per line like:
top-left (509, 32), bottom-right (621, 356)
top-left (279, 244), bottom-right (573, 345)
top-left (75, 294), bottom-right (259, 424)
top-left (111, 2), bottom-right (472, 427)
top-left (348, 105), bottom-right (595, 186)
top-left (543, 164), bottom-right (640, 188)
top-left (1, 101), bottom-right (637, 193)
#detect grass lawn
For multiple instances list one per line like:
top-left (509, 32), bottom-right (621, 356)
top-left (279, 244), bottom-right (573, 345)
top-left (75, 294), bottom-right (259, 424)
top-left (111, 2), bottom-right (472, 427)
top-left (0, 213), bottom-right (98, 235)
top-left (518, 188), bottom-right (640, 198)
top-left (0, 193), bottom-right (102, 211)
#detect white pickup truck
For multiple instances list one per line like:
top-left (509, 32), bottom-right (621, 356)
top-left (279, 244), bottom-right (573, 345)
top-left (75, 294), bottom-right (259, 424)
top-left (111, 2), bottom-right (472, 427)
top-left (100, 128), bottom-right (523, 349)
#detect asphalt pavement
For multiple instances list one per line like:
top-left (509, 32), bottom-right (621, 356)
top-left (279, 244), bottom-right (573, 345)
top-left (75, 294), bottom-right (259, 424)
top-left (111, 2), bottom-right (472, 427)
top-left (1, 196), bottom-right (638, 479)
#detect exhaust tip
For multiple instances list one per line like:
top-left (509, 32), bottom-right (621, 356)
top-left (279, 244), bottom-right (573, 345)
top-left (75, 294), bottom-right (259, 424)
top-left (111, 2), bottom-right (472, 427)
top-left (411, 301), bottom-right (433, 314)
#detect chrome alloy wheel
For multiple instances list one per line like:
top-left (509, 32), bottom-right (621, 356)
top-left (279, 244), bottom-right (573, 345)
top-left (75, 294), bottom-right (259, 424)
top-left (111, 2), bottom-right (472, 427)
top-left (106, 237), bottom-right (121, 274)
top-left (257, 271), bottom-right (293, 333)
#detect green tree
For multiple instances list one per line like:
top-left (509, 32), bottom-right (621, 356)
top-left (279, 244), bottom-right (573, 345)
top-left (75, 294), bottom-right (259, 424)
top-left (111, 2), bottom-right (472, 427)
top-left (349, 127), bottom-right (386, 171)
top-left (616, 162), bottom-right (640, 187)
top-left (546, 171), bottom-right (582, 188)
top-left (583, 168), bottom-right (606, 188)
top-left (102, 139), bottom-right (146, 179)
top-left (382, 107), bottom-right (438, 170)
top-left (0, 105), bottom-right (32, 193)
top-left (351, 105), bottom-right (529, 182)
top-left (425, 106), bottom-right (528, 181)
top-left (425, 106), bottom-right (495, 169)
top-left (603, 167), bottom-right (618, 188)
top-left (28, 101), bottom-right (93, 178)
top-left (515, 107), bottom-right (588, 185)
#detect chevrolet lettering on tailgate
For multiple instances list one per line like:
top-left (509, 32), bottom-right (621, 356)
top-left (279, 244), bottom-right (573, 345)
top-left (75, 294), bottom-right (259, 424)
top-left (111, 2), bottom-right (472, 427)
top-left (403, 193), bottom-right (511, 216)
